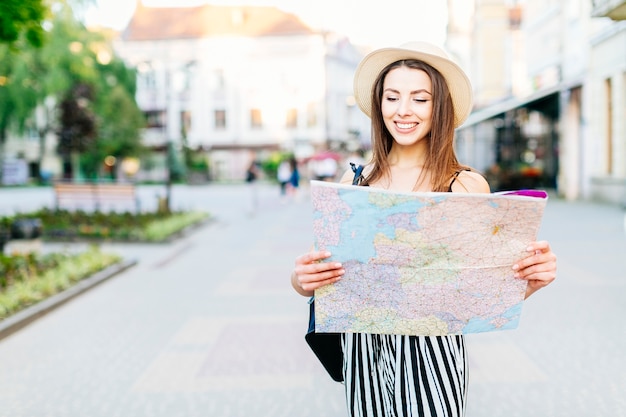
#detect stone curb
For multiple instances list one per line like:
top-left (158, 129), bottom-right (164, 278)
top-left (0, 258), bottom-right (138, 341)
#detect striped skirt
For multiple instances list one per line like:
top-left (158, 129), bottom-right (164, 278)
top-left (342, 333), bottom-right (468, 417)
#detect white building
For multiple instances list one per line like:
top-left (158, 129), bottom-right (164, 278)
top-left (449, 0), bottom-right (625, 205)
top-left (587, 0), bottom-right (626, 204)
top-left (113, 3), bottom-right (368, 182)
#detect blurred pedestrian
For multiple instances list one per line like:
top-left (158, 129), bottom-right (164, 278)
top-left (277, 158), bottom-right (292, 196)
top-left (313, 157), bottom-right (338, 181)
top-left (288, 156), bottom-right (300, 195)
top-left (245, 159), bottom-right (259, 215)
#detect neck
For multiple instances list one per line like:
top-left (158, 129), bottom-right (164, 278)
top-left (387, 147), bottom-right (427, 169)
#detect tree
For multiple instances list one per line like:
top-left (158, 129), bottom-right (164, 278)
top-left (0, 34), bottom-right (51, 181)
top-left (82, 84), bottom-right (146, 179)
top-left (0, 1), bottom-right (144, 183)
top-left (0, 2), bottom-right (97, 182)
top-left (0, 42), bottom-right (44, 183)
top-left (57, 82), bottom-right (96, 179)
top-left (0, 0), bottom-right (48, 48)
top-left (44, 7), bottom-right (144, 181)
top-left (88, 48), bottom-right (146, 178)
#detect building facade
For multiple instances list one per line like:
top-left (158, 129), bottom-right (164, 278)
top-left (448, 0), bottom-right (626, 205)
top-left (587, 0), bottom-right (626, 203)
top-left (112, 3), bottom-right (368, 182)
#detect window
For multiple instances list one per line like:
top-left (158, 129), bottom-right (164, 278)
top-left (182, 61), bottom-right (197, 91)
top-left (286, 108), bottom-right (298, 128)
top-left (215, 109), bottom-right (226, 129)
top-left (137, 62), bottom-right (156, 90)
top-left (144, 110), bottom-right (165, 128)
top-left (250, 108), bottom-right (262, 129)
top-left (307, 102), bottom-right (317, 127)
top-left (181, 111), bottom-right (191, 136)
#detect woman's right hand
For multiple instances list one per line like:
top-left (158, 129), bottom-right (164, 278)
top-left (291, 250), bottom-right (344, 296)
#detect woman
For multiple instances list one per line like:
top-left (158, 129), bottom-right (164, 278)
top-left (291, 42), bottom-right (557, 417)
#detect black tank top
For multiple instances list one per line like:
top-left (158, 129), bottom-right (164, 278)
top-left (350, 163), bottom-right (469, 192)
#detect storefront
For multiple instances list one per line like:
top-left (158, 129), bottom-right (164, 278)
top-left (456, 81), bottom-right (581, 193)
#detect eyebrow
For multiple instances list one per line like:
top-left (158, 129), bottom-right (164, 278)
top-left (384, 88), bottom-right (432, 95)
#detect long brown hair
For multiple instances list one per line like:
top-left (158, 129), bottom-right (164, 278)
top-left (363, 59), bottom-right (468, 192)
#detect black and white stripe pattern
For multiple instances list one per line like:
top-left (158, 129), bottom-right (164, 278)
top-left (342, 333), bottom-right (468, 417)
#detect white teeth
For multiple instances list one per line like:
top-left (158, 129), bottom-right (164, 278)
top-left (397, 122), bottom-right (417, 129)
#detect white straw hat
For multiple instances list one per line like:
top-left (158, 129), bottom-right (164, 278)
top-left (353, 41), bottom-right (473, 128)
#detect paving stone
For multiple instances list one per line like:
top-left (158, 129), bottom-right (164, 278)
top-left (0, 184), bottom-right (624, 416)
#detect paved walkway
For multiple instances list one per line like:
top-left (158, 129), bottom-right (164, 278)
top-left (0, 183), bottom-right (625, 416)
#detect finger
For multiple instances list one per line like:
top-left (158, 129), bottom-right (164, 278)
top-left (298, 262), bottom-right (344, 279)
top-left (515, 260), bottom-right (557, 281)
top-left (295, 250), bottom-right (332, 266)
top-left (296, 260), bottom-right (343, 277)
top-left (527, 240), bottom-right (551, 254)
top-left (513, 247), bottom-right (556, 272)
top-left (522, 268), bottom-right (556, 282)
top-left (300, 274), bottom-right (344, 292)
top-left (526, 275), bottom-right (555, 290)
top-left (299, 266), bottom-right (345, 290)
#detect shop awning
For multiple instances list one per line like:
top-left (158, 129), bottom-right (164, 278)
top-left (459, 79), bottom-right (582, 129)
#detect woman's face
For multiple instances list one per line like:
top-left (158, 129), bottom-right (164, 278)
top-left (380, 66), bottom-right (433, 148)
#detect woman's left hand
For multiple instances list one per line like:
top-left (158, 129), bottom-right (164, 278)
top-left (512, 240), bottom-right (557, 299)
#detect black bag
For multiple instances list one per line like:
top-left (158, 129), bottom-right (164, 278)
top-left (304, 163), bottom-right (364, 383)
top-left (305, 298), bottom-right (344, 382)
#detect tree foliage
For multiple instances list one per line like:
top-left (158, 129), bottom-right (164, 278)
top-left (0, 0), bottom-right (48, 48)
top-left (0, 1), bottom-right (145, 181)
top-left (58, 82), bottom-right (96, 154)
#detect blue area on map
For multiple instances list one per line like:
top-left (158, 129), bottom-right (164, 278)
top-left (325, 189), bottom-right (446, 264)
top-left (461, 302), bottom-right (523, 333)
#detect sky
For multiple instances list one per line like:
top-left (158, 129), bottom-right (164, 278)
top-left (84, 0), bottom-right (449, 49)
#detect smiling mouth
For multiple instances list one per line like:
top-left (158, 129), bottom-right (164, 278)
top-left (396, 122), bottom-right (417, 129)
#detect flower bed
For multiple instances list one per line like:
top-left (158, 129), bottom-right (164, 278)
top-left (0, 208), bottom-right (210, 323)
top-left (0, 246), bottom-right (121, 320)
top-left (3, 209), bottom-right (209, 242)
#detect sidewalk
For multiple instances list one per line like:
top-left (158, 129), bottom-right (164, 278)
top-left (0, 183), bottom-right (624, 416)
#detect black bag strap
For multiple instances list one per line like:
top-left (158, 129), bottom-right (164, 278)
top-left (349, 162), bottom-right (364, 186)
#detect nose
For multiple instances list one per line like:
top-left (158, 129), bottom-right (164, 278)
top-left (396, 97), bottom-right (413, 116)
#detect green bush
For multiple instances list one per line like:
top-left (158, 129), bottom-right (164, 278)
top-left (5, 209), bottom-right (209, 242)
top-left (0, 246), bottom-right (121, 320)
top-left (0, 252), bottom-right (62, 290)
top-left (142, 211), bottom-right (208, 241)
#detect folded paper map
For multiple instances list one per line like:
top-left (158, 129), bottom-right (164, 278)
top-left (310, 181), bottom-right (548, 336)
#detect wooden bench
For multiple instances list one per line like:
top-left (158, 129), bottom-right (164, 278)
top-left (53, 182), bottom-right (140, 213)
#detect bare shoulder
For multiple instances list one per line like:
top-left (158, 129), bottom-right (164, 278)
top-left (339, 169), bottom-right (353, 184)
top-left (451, 170), bottom-right (491, 193)
top-left (339, 163), bottom-right (373, 185)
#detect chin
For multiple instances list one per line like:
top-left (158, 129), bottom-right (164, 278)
top-left (393, 136), bottom-right (427, 147)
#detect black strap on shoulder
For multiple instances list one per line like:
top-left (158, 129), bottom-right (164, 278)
top-left (448, 168), bottom-right (471, 192)
top-left (349, 162), bottom-right (364, 186)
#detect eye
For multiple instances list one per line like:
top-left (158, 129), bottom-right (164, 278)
top-left (413, 98), bottom-right (428, 103)
top-left (384, 96), bottom-right (398, 102)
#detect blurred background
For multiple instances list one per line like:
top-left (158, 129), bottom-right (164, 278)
top-left (1, 2), bottom-right (625, 416)
top-left (1, 0), bottom-right (624, 203)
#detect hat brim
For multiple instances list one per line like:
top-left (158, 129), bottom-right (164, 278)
top-left (353, 43), bottom-right (473, 128)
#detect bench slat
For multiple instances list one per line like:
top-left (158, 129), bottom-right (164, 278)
top-left (53, 182), bottom-right (139, 212)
